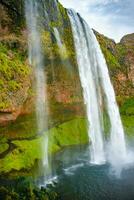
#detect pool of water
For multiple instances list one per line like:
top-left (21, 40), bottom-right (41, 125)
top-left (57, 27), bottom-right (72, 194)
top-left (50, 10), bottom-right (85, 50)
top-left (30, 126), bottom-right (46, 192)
top-left (39, 145), bottom-right (134, 200)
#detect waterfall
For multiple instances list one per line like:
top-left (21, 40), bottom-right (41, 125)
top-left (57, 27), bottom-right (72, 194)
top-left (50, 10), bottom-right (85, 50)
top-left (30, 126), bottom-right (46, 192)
top-left (25, 0), bottom-right (48, 167)
top-left (68, 9), bottom-right (127, 166)
top-left (68, 10), bottom-right (105, 164)
top-left (53, 27), bottom-right (67, 59)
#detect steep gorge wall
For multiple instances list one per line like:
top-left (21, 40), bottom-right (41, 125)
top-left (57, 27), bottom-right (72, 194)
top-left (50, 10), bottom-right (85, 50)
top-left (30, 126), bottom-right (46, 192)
top-left (0, 0), bottom-right (133, 130)
top-left (0, 0), bottom-right (133, 175)
top-left (95, 31), bottom-right (134, 98)
top-left (0, 0), bottom-right (84, 129)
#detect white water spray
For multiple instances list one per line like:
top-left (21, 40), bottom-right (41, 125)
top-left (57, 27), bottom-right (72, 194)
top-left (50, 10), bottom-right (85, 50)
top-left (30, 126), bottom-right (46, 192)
top-left (25, 0), bottom-right (48, 167)
top-left (68, 9), bottom-right (127, 167)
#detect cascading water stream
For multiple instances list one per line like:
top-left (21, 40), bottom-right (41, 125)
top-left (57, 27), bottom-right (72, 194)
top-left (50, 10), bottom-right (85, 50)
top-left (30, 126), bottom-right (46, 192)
top-left (25, 0), bottom-right (49, 168)
top-left (68, 10), bottom-right (105, 164)
top-left (68, 9), bottom-right (127, 167)
top-left (53, 27), bottom-right (67, 57)
top-left (53, 28), bottom-right (62, 48)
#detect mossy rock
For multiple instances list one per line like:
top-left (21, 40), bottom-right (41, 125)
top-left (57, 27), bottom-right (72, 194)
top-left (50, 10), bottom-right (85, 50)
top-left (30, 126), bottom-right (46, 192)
top-left (48, 117), bottom-right (88, 152)
top-left (0, 42), bottom-right (31, 110)
top-left (0, 136), bottom-right (9, 154)
top-left (120, 98), bottom-right (134, 115)
top-left (0, 118), bottom-right (88, 174)
top-left (122, 115), bottom-right (134, 137)
top-left (0, 143), bottom-right (9, 154)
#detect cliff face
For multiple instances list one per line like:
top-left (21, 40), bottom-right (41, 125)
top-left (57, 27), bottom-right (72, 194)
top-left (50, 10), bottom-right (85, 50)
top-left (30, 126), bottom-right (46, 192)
top-left (95, 32), bottom-right (134, 98)
top-left (0, 0), bottom-right (134, 175)
top-left (0, 3), bottom-right (32, 125)
top-left (0, 0), bottom-right (84, 128)
top-left (0, 0), bottom-right (134, 128)
top-left (0, 0), bottom-right (133, 128)
top-left (120, 34), bottom-right (134, 87)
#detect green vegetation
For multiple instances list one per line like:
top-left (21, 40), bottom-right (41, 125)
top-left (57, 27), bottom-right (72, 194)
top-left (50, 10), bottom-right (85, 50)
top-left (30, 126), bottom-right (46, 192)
top-left (0, 177), bottom-right (59, 200)
top-left (0, 113), bottom-right (133, 174)
top-left (0, 114), bottom-right (38, 140)
top-left (96, 33), bottom-right (120, 75)
top-left (0, 118), bottom-right (88, 174)
top-left (0, 0), bottom-right (133, 183)
top-left (48, 117), bottom-right (88, 153)
top-left (122, 115), bottom-right (134, 137)
top-left (0, 42), bottom-right (31, 109)
top-left (96, 31), bottom-right (134, 97)
top-left (0, 138), bottom-right (42, 173)
top-left (101, 46), bottom-right (120, 73)
top-left (120, 97), bottom-right (134, 115)
top-left (0, 0), bottom-right (25, 31)
top-left (0, 143), bottom-right (9, 154)
top-left (120, 97), bottom-right (134, 137)
top-left (0, 136), bottom-right (9, 154)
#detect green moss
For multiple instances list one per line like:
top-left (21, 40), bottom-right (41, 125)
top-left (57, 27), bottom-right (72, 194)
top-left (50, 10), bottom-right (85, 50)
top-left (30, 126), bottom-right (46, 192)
top-left (0, 79), bottom-right (4, 89)
top-left (8, 80), bottom-right (21, 91)
top-left (0, 136), bottom-right (9, 154)
top-left (117, 44), bottom-right (127, 58)
top-left (0, 136), bottom-right (7, 143)
top-left (122, 115), bottom-right (134, 137)
top-left (0, 115), bottom-right (133, 174)
top-left (0, 42), bottom-right (31, 109)
top-left (0, 102), bottom-right (10, 109)
top-left (0, 118), bottom-right (88, 174)
top-left (0, 138), bottom-right (42, 173)
top-left (119, 98), bottom-right (134, 137)
top-left (0, 113), bottom-right (37, 140)
top-left (49, 118), bottom-right (88, 148)
top-left (48, 117), bottom-right (88, 153)
top-left (120, 98), bottom-right (134, 115)
top-left (100, 45), bottom-right (120, 73)
top-left (0, 143), bottom-right (9, 154)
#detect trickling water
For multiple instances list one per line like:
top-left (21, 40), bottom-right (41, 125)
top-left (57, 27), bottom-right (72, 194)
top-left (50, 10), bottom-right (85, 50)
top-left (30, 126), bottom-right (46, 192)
top-left (68, 10), bottom-right (127, 166)
top-left (25, 0), bottom-right (48, 167)
top-left (53, 27), bottom-right (67, 58)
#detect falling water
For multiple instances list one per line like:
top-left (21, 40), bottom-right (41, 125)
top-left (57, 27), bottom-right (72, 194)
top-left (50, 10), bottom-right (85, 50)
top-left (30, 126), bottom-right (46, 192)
top-left (25, 0), bottom-right (48, 167)
top-left (68, 9), bottom-right (127, 166)
top-left (68, 10), bottom-right (105, 164)
top-left (53, 27), bottom-right (67, 58)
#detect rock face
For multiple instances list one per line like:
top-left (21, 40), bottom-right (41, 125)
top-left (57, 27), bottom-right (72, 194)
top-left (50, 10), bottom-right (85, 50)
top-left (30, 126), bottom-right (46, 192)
top-left (0, 0), bottom-right (133, 129)
top-left (120, 33), bottom-right (134, 86)
top-left (0, 0), bottom-right (84, 130)
top-left (95, 31), bottom-right (134, 97)
top-left (0, 0), bottom-right (133, 176)
top-left (0, 1), bottom-right (33, 125)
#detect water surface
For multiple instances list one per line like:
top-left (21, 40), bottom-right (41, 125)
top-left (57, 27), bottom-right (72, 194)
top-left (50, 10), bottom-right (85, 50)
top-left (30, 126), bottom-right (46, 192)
top-left (40, 145), bottom-right (134, 200)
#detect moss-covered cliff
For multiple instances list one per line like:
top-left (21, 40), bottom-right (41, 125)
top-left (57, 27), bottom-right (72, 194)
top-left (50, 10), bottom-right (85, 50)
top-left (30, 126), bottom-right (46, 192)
top-left (95, 32), bottom-right (134, 137)
top-left (0, 0), bottom-right (84, 127)
top-left (95, 31), bottom-right (134, 98)
top-left (0, 0), bottom-right (134, 175)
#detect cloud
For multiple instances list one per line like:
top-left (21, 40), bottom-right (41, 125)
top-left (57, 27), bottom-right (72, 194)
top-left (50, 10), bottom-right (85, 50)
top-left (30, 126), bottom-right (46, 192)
top-left (59, 0), bottom-right (134, 42)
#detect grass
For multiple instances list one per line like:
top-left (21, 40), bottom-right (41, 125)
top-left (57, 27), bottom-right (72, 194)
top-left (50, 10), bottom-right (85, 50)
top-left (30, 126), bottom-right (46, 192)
top-left (0, 118), bottom-right (88, 174)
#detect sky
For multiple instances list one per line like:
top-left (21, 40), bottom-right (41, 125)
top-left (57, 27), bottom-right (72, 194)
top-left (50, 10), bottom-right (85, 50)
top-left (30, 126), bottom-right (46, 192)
top-left (59, 0), bottom-right (134, 42)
